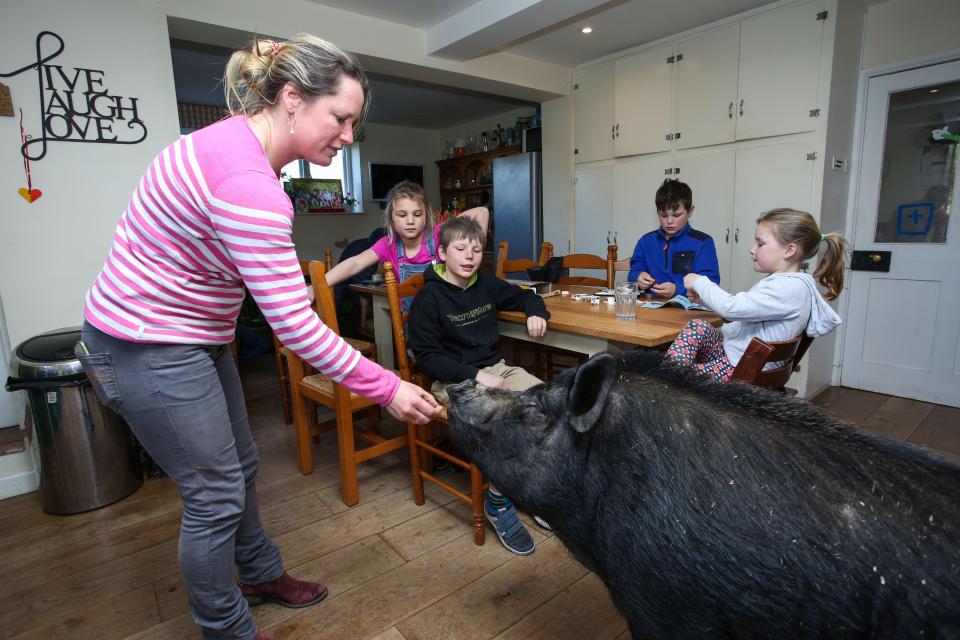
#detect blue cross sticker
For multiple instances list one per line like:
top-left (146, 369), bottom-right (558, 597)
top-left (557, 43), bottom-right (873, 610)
top-left (897, 202), bottom-right (934, 236)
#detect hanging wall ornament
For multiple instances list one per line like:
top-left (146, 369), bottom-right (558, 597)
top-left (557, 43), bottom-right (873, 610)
top-left (17, 109), bottom-right (41, 203)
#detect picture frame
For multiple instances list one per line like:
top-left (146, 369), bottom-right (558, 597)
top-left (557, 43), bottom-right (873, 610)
top-left (288, 178), bottom-right (356, 214)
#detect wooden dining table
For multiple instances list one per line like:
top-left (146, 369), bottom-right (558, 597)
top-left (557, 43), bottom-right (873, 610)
top-left (349, 282), bottom-right (721, 370)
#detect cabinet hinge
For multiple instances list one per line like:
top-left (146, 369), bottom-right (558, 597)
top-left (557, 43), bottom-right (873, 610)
top-left (667, 56), bottom-right (676, 63)
top-left (574, 148), bottom-right (579, 155)
top-left (665, 132), bottom-right (674, 141)
top-left (809, 108), bottom-right (821, 117)
top-left (664, 168), bottom-right (673, 175)
top-left (676, 53), bottom-right (683, 62)
top-left (816, 10), bottom-right (828, 20)
top-left (574, 83), bottom-right (579, 90)
top-left (806, 152), bottom-right (817, 161)
top-left (674, 132), bottom-right (681, 140)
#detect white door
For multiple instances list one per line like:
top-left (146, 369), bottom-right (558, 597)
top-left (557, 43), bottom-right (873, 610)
top-left (731, 140), bottom-right (815, 293)
top-left (574, 62), bottom-right (615, 164)
top-left (675, 148), bottom-right (737, 286)
top-left (674, 24), bottom-right (740, 150)
top-left (574, 161), bottom-right (614, 257)
top-left (612, 152), bottom-right (674, 257)
top-left (614, 45), bottom-right (673, 158)
top-left (841, 61), bottom-right (960, 407)
top-left (736, 0), bottom-right (823, 141)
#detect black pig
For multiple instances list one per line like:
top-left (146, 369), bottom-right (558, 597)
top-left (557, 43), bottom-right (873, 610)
top-left (446, 351), bottom-right (960, 639)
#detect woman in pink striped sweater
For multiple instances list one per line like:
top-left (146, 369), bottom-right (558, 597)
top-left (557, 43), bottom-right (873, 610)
top-left (77, 35), bottom-right (438, 640)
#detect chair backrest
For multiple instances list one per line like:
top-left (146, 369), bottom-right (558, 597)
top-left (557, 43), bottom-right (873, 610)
top-left (495, 241), bottom-right (553, 279)
top-left (383, 263), bottom-right (427, 383)
top-left (556, 245), bottom-right (619, 287)
top-left (307, 260), bottom-right (340, 333)
top-left (730, 334), bottom-right (814, 390)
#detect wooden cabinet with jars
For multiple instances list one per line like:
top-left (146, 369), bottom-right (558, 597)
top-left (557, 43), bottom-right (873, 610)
top-left (436, 145), bottom-right (521, 212)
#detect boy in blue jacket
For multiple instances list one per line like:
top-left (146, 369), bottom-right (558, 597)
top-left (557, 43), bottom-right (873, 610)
top-left (628, 179), bottom-right (720, 298)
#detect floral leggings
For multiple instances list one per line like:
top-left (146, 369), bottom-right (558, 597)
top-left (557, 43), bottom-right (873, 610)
top-left (666, 319), bottom-right (734, 382)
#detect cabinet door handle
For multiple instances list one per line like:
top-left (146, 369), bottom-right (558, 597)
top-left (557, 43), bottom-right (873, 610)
top-left (734, 227), bottom-right (740, 242)
top-left (615, 123), bottom-right (620, 138)
top-left (614, 230), bottom-right (618, 244)
top-left (728, 102), bottom-right (734, 119)
top-left (739, 99), bottom-right (744, 117)
top-left (725, 228), bottom-right (730, 243)
top-left (606, 230), bottom-right (612, 244)
top-left (611, 124), bottom-right (615, 140)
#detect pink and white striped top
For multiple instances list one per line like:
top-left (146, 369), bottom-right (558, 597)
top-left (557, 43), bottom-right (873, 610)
top-left (83, 115), bottom-right (400, 405)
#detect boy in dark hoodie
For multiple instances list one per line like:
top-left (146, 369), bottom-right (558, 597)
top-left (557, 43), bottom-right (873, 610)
top-left (408, 215), bottom-right (550, 555)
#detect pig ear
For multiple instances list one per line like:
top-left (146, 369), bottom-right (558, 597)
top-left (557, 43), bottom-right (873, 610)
top-left (568, 353), bottom-right (617, 433)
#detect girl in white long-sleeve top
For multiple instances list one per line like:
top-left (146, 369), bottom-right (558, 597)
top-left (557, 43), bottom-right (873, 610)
top-left (666, 208), bottom-right (847, 381)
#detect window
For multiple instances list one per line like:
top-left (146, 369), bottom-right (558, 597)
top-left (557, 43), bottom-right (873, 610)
top-left (281, 147), bottom-right (358, 208)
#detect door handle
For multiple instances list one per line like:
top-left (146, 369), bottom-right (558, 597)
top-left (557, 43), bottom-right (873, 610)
top-left (728, 102), bottom-right (734, 119)
top-left (739, 99), bottom-right (744, 117)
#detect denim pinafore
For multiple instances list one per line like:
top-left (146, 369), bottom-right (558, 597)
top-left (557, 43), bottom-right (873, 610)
top-left (396, 233), bottom-right (437, 311)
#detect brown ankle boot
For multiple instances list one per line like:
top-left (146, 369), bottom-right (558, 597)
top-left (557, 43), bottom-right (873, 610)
top-left (240, 571), bottom-right (328, 609)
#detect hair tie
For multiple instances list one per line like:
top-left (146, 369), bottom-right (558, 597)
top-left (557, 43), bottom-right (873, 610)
top-left (820, 234), bottom-right (826, 241)
top-left (268, 41), bottom-right (281, 57)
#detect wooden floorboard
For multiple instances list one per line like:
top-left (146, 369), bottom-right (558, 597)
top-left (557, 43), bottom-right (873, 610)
top-left (1, 353), bottom-right (955, 639)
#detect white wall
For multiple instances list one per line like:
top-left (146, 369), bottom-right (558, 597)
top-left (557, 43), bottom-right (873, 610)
top-left (292, 122), bottom-right (441, 261)
top-left (861, 0), bottom-right (960, 70)
top-left (0, 0), bottom-right (182, 348)
top-left (541, 94), bottom-right (574, 255)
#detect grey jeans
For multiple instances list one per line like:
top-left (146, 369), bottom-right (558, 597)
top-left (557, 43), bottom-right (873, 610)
top-left (78, 322), bottom-right (282, 640)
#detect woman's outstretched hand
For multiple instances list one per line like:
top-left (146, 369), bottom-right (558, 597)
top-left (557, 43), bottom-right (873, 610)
top-left (387, 380), bottom-right (441, 424)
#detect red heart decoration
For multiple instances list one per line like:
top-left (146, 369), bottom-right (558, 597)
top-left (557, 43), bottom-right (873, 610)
top-left (18, 187), bottom-right (42, 203)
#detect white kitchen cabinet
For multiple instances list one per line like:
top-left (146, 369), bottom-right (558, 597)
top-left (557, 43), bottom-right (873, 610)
top-left (614, 45), bottom-right (673, 158)
top-left (674, 24), bottom-right (740, 150)
top-left (736, 0), bottom-right (824, 140)
top-left (573, 62), bottom-right (615, 164)
top-left (612, 152), bottom-right (674, 256)
top-left (730, 140), bottom-right (815, 292)
top-left (573, 161), bottom-right (614, 257)
top-left (674, 148), bottom-right (737, 286)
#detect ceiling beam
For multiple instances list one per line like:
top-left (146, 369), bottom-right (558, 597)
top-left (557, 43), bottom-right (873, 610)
top-left (426, 0), bottom-right (608, 60)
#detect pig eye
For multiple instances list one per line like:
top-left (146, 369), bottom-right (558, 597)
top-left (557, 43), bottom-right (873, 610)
top-left (520, 402), bottom-right (548, 428)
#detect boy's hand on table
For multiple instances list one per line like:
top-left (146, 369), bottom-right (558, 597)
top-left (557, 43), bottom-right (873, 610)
top-left (387, 380), bottom-right (440, 424)
top-left (636, 272), bottom-right (656, 289)
top-left (526, 316), bottom-right (547, 338)
top-left (651, 281), bottom-right (676, 299)
top-left (475, 370), bottom-right (507, 390)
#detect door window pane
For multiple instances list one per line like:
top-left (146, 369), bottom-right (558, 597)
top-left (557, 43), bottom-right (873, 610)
top-left (875, 80), bottom-right (959, 243)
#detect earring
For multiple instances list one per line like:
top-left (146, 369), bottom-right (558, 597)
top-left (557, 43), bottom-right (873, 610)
top-left (288, 113), bottom-right (297, 135)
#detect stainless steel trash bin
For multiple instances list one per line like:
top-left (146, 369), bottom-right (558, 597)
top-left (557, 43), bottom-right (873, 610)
top-left (5, 327), bottom-right (142, 514)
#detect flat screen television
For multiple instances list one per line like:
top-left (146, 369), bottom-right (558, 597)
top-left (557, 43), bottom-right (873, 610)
top-left (368, 162), bottom-right (425, 202)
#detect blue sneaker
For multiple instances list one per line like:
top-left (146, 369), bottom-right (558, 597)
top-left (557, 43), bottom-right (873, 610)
top-left (485, 494), bottom-right (535, 555)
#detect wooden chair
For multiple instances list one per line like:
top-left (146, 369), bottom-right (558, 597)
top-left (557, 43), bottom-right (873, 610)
top-left (275, 251), bottom-right (375, 424)
top-left (730, 334), bottom-right (814, 391)
top-left (554, 245), bottom-right (619, 288)
top-left (495, 240), bottom-right (552, 279)
top-left (284, 260), bottom-right (406, 506)
top-left (383, 263), bottom-right (487, 545)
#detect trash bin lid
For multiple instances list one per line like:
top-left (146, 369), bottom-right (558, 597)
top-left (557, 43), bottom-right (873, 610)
top-left (8, 327), bottom-right (85, 381)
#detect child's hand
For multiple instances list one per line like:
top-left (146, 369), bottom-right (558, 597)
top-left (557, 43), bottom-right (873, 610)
top-left (637, 272), bottom-right (656, 289)
top-left (683, 273), bottom-right (702, 292)
top-left (526, 316), bottom-right (547, 338)
top-left (475, 370), bottom-right (507, 390)
top-left (651, 281), bottom-right (676, 299)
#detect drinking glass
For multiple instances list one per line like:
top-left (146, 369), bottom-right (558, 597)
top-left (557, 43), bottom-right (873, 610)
top-left (615, 282), bottom-right (637, 320)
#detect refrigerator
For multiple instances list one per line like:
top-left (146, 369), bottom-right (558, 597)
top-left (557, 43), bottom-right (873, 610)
top-left (492, 151), bottom-right (542, 263)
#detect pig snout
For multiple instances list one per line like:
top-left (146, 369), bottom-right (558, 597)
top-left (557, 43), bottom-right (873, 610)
top-left (446, 380), bottom-right (498, 429)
